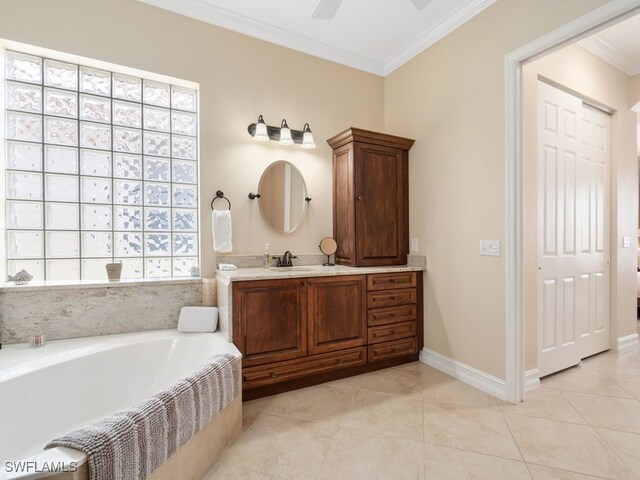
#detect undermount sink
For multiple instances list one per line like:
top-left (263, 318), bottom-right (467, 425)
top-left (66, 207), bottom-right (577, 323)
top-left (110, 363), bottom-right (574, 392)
top-left (268, 267), bottom-right (315, 272)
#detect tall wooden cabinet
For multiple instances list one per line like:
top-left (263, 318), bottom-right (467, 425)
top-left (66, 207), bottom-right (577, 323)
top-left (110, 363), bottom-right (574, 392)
top-left (327, 128), bottom-right (415, 267)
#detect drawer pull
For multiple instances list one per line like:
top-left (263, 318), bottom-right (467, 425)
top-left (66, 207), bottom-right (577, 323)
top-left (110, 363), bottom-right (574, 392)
top-left (388, 296), bottom-right (397, 301)
top-left (336, 359), bottom-right (344, 365)
top-left (271, 373), bottom-right (278, 378)
top-left (390, 330), bottom-right (397, 335)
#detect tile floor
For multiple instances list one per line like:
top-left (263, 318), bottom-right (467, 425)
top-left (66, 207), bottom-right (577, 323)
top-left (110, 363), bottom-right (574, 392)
top-left (204, 336), bottom-right (640, 479)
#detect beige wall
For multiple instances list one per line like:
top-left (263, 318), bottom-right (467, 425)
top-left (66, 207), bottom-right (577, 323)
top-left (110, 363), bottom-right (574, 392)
top-left (523, 44), bottom-right (639, 371)
top-left (0, 0), bottom-right (385, 278)
top-left (630, 74), bottom-right (640, 107)
top-left (384, 0), bottom-right (611, 379)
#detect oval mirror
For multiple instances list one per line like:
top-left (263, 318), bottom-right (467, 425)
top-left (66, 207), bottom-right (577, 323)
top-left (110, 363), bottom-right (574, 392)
top-left (319, 236), bottom-right (337, 266)
top-left (257, 161), bottom-right (309, 234)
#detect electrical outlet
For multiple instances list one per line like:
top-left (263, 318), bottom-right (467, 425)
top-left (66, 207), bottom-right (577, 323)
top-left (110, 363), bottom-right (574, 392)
top-left (480, 240), bottom-right (501, 257)
top-left (411, 238), bottom-right (419, 252)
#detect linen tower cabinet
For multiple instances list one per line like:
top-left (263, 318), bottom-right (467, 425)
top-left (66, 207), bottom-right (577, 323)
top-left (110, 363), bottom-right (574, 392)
top-left (327, 128), bottom-right (415, 267)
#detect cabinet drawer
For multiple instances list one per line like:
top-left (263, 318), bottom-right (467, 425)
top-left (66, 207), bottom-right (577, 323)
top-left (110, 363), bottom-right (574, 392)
top-left (368, 304), bottom-right (416, 326)
top-left (368, 321), bottom-right (416, 344)
top-left (367, 272), bottom-right (416, 291)
top-left (242, 347), bottom-right (366, 389)
top-left (368, 337), bottom-right (417, 363)
top-left (367, 288), bottom-right (416, 309)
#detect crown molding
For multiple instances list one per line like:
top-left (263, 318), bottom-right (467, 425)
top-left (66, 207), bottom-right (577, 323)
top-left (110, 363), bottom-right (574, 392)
top-left (137, 0), bottom-right (385, 76)
top-left (579, 35), bottom-right (640, 76)
top-left (138, 0), bottom-right (495, 77)
top-left (383, 0), bottom-right (498, 75)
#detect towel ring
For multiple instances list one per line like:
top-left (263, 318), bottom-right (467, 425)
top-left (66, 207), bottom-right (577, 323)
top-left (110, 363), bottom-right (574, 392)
top-left (211, 190), bottom-right (231, 211)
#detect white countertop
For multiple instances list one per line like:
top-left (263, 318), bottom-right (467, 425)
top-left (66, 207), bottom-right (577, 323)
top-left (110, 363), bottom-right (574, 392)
top-left (216, 264), bottom-right (424, 282)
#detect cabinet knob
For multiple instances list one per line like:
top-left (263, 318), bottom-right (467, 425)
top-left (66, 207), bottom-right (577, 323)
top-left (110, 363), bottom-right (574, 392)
top-left (357, 195), bottom-right (364, 201)
top-left (390, 331), bottom-right (396, 335)
top-left (271, 373), bottom-right (278, 378)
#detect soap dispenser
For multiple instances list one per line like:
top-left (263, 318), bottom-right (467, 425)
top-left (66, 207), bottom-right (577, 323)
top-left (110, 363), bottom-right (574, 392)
top-left (264, 242), bottom-right (271, 268)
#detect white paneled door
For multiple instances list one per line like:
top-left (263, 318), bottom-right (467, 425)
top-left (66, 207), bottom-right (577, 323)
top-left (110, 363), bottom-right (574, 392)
top-left (537, 81), bottom-right (611, 378)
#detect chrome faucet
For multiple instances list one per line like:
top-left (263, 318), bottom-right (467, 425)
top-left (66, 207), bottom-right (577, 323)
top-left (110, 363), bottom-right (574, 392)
top-left (276, 251), bottom-right (295, 267)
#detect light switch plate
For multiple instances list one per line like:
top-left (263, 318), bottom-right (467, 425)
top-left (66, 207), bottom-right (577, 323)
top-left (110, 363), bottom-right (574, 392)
top-left (411, 238), bottom-right (419, 252)
top-left (480, 240), bottom-right (501, 257)
top-left (623, 236), bottom-right (630, 248)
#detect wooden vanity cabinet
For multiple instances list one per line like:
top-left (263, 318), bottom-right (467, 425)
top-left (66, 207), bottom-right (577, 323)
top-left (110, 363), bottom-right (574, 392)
top-left (233, 271), bottom-right (423, 399)
top-left (307, 275), bottom-right (367, 355)
top-left (328, 128), bottom-right (415, 267)
top-left (233, 275), bottom-right (367, 367)
top-left (232, 278), bottom-right (308, 368)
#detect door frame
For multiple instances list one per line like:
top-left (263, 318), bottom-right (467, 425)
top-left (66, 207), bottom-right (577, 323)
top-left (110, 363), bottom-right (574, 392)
top-left (505, 0), bottom-right (640, 404)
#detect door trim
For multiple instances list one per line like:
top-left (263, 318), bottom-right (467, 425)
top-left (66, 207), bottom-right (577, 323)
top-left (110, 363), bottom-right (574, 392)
top-left (504, 0), bottom-right (640, 404)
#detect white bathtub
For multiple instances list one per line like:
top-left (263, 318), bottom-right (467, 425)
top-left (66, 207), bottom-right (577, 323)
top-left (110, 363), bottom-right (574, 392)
top-left (0, 330), bottom-right (241, 478)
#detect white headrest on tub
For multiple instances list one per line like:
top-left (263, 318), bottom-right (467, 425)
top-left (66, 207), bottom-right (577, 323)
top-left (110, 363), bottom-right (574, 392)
top-left (178, 307), bottom-right (219, 333)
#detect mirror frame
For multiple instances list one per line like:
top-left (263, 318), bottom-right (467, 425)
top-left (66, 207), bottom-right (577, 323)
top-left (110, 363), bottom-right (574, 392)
top-left (257, 160), bottom-right (309, 235)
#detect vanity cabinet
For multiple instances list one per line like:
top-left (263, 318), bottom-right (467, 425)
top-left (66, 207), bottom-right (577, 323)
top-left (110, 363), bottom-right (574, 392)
top-left (233, 270), bottom-right (423, 399)
top-left (328, 128), bottom-right (415, 267)
top-left (232, 278), bottom-right (308, 368)
top-left (307, 275), bottom-right (367, 355)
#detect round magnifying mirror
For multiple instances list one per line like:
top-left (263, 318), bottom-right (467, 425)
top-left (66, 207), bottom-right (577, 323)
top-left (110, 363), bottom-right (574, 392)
top-left (319, 236), bottom-right (337, 266)
top-left (258, 161), bottom-right (309, 234)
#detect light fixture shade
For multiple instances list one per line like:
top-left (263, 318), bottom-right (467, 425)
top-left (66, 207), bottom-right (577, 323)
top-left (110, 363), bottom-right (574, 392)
top-left (301, 123), bottom-right (316, 149)
top-left (279, 119), bottom-right (294, 145)
top-left (254, 115), bottom-right (269, 141)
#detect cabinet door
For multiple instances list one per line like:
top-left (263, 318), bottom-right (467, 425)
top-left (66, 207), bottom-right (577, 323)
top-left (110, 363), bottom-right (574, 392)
top-left (307, 275), bottom-right (367, 355)
top-left (333, 143), bottom-right (356, 265)
top-left (355, 142), bottom-right (408, 266)
top-left (233, 278), bottom-right (307, 367)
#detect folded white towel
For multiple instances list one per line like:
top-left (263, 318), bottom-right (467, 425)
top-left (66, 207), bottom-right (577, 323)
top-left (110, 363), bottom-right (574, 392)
top-left (212, 209), bottom-right (232, 253)
top-left (218, 263), bottom-right (238, 271)
top-left (178, 307), bottom-right (219, 333)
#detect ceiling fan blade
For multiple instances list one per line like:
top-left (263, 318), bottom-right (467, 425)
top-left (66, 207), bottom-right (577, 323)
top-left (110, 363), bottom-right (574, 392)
top-left (311, 0), bottom-right (343, 19)
top-left (409, 0), bottom-right (434, 10)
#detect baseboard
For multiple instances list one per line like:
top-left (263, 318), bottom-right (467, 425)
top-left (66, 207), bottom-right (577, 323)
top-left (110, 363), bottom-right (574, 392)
top-left (524, 369), bottom-right (540, 392)
top-left (616, 333), bottom-right (640, 352)
top-left (419, 348), bottom-right (507, 401)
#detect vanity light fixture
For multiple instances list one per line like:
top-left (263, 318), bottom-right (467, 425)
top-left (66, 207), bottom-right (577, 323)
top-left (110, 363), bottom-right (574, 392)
top-left (247, 115), bottom-right (316, 149)
top-left (253, 115), bottom-right (269, 141)
top-left (279, 119), bottom-right (294, 146)
top-left (301, 123), bottom-right (316, 149)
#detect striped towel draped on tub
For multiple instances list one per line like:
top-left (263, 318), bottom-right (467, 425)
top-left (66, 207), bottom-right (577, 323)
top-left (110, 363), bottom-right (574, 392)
top-left (46, 353), bottom-right (240, 480)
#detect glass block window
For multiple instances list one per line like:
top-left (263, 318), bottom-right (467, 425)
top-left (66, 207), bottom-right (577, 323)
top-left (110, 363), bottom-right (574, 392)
top-left (4, 51), bottom-right (199, 281)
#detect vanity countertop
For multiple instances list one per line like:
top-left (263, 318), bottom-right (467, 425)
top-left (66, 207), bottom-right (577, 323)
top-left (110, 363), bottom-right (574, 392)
top-left (216, 264), bottom-right (424, 282)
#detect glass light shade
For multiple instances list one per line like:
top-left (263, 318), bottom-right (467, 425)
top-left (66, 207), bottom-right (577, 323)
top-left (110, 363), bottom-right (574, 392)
top-left (279, 120), bottom-right (293, 146)
top-left (301, 131), bottom-right (316, 149)
top-left (254, 116), bottom-right (269, 141)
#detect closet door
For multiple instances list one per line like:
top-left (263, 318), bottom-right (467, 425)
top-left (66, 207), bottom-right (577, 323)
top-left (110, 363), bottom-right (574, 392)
top-left (537, 81), bottom-right (611, 377)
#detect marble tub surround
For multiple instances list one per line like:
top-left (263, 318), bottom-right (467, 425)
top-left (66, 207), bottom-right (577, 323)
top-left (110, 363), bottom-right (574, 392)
top-left (0, 279), bottom-right (212, 344)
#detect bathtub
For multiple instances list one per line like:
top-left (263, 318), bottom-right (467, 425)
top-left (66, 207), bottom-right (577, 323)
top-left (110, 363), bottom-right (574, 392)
top-left (0, 330), bottom-right (242, 479)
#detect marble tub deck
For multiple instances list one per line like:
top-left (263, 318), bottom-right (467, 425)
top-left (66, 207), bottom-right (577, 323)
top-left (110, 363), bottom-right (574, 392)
top-left (203, 340), bottom-right (640, 480)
